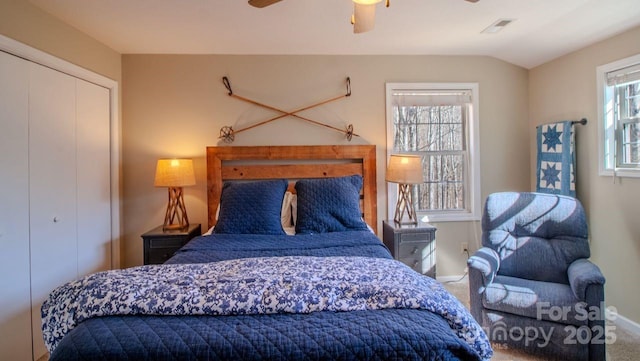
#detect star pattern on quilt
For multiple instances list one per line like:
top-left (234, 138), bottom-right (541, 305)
top-left (536, 121), bottom-right (576, 197)
top-left (542, 125), bottom-right (563, 152)
top-left (540, 162), bottom-right (561, 189)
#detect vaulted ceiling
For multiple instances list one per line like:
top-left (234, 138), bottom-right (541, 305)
top-left (30, 0), bottom-right (640, 69)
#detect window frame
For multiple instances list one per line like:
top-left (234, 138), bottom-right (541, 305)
top-left (385, 82), bottom-right (481, 222)
top-left (597, 53), bottom-right (640, 177)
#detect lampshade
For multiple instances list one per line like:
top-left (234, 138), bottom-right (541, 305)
top-left (154, 159), bottom-right (196, 187)
top-left (386, 154), bottom-right (423, 184)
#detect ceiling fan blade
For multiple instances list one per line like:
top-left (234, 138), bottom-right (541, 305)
top-left (248, 0), bottom-right (282, 8)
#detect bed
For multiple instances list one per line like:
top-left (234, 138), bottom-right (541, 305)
top-left (42, 145), bottom-right (492, 361)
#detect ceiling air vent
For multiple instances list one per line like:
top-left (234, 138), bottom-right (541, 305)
top-left (481, 19), bottom-right (515, 34)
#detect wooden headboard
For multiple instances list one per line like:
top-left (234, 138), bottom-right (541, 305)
top-left (206, 145), bottom-right (377, 232)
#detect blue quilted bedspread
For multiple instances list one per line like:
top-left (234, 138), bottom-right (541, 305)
top-left (45, 231), bottom-right (492, 361)
top-left (165, 230), bottom-right (394, 264)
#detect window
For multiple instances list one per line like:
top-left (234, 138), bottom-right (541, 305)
top-left (385, 83), bottom-right (480, 222)
top-left (597, 54), bottom-right (640, 177)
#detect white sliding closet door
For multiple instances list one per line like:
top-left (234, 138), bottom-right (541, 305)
top-left (29, 62), bottom-right (79, 360)
top-left (0, 35), bottom-right (117, 361)
top-left (0, 51), bottom-right (32, 361)
top-left (76, 79), bottom-right (112, 275)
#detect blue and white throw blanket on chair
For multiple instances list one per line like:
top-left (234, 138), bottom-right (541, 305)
top-left (536, 120), bottom-right (576, 197)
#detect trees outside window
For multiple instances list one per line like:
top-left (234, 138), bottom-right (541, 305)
top-left (386, 83), bottom-right (480, 222)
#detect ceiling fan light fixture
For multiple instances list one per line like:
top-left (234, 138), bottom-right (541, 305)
top-left (353, 2), bottom-right (377, 33)
top-left (352, 0), bottom-right (382, 4)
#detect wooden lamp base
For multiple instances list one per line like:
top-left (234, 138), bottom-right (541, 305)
top-left (394, 183), bottom-right (418, 225)
top-left (163, 186), bottom-right (190, 231)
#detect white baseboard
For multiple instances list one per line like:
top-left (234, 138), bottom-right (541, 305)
top-left (437, 274), bottom-right (468, 283)
top-left (614, 313), bottom-right (640, 336)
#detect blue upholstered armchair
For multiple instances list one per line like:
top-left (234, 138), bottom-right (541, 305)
top-left (467, 192), bottom-right (606, 361)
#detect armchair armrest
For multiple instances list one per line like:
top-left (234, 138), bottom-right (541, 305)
top-left (467, 247), bottom-right (500, 289)
top-left (567, 258), bottom-right (605, 300)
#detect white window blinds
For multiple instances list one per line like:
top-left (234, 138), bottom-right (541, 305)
top-left (391, 91), bottom-right (472, 107)
top-left (606, 63), bottom-right (640, 86)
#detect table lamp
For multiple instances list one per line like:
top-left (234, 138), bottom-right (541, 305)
top-left (386, 154), bottom-right (423, 224)
top-left (154, 158), bottom-right (196, 231)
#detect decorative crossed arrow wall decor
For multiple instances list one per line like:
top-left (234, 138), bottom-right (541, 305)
top-left (219, 76), bottom-right (357, 143)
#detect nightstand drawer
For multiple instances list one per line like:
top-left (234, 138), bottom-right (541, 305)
top-left (399, 232), bottom-right (433, 243)
top-left (398, 242), bottom-right (427, 273)
top-left (147, 248), bottom-right (180, 264)
top-left (148, 237), bottom-right (184, 249)
top-left (398, 242), bottom-right (429, 259)
top-left (141, 224), bottom-right (201, 265)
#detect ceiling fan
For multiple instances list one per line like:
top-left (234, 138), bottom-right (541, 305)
top-left (248, 0), bottom-right (479, 34)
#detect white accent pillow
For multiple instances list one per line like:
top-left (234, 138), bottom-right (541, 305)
top-left (290, 193), bottom-right (297, 226)
top-left (281, 191), bottom-right (294, 228)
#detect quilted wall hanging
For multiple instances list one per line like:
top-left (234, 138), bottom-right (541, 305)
top-left (535, 118), bottom-right (586, 197)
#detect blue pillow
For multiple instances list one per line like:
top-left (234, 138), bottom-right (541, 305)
top-left (295, 175), bottom-right (369, 234)
top-left (214, 179), bottom-right (288, 235)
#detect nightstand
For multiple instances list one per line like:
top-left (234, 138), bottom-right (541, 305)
top-left (141, 223), bottom-right (201, 265)
top-left (382, 220), bottom-right (437, 278)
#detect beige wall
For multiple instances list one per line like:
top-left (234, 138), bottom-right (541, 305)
top-left (0, 0), bottom-right (123, 263)
top-left (4, 0), bottom-right (637, 327)
top-left (0, 0), bottom-right (120, 81)
top-left (529, 25), bottom-right (640, 324)
top-left (122, 54), bottom-right (530, 276)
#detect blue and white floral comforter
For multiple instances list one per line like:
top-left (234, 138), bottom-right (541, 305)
top-left (42, 255), bottom-right (492, 360)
